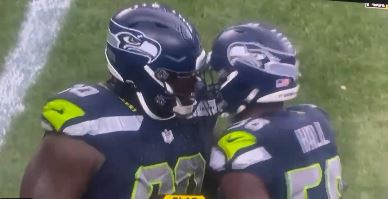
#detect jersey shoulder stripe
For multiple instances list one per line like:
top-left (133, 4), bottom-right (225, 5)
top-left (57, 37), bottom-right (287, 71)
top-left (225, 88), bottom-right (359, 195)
top-left (62, 115), bottom-right (143, 136)
top-left (41, 83), bottom-right (142, 135)
top-left (210, 118), bottom-right (274, 171)
top-left (231, 146), bottom-right (272, 170)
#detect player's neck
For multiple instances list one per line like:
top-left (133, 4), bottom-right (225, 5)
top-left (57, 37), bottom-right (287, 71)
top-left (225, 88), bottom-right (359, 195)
top-left (233, 102), bottom-right (284, 122)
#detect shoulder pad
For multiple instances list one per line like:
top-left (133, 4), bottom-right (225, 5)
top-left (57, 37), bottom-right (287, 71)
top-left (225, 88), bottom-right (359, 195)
top-left (55, 83), bottom-right (138, 114)
top-left (227, 117), bottom-right (270, 132)
top-left (56, 84), bottom-right (108, 109)
top-left (215, 118), bottom-right (271, 162)
top-left (290, 104), bottom-right (330, 120)
top-left (217, 130), bottom-right (257, 160)
top-left (211, 117), bottom-right (272, 172)
top-left (211, 130), bottom-right (272, 171)
top-left (42, 98), bottom-right (85, 132)
top-left (293, 104), bottom-right (318, 108)
top-left (41, 84), bottom-right (102, 133)
top-left (289, 104), bottom-right (321, 112)
top-left (41, 83), bottom-right (143, 135)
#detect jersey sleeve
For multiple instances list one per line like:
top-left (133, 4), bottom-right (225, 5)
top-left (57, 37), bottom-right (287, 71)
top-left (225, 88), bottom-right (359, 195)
top-left (40, 84), bottom-right (100, 134)
top-left (209, 127), bottom-right (274, 182)
top-left (41, 84), bottom-right (143, 137)
top-left (41, 98), bottom-right (86, 133)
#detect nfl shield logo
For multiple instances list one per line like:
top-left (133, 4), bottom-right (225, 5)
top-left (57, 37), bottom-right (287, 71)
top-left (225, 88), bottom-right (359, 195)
top-left (161, 129), bottom-right (174, 144)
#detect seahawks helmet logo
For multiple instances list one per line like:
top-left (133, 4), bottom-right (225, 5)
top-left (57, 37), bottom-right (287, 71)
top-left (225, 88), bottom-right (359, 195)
top-left (227, 42), bottom-right (298, 78)
top-left (107, 27), bottom-right (162, 64)
top-left (227, 42), bottom-right (283, 68)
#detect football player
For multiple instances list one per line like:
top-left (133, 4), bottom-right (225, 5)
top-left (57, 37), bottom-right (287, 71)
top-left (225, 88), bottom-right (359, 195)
top-left (208, 22), bottom-right (343, 199)
top-left (20, 3), bottom-right (218, 199)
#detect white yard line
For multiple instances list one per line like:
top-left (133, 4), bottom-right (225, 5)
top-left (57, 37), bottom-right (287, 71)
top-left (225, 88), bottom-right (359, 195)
top-left (0, 0), bottom-right (72, 148)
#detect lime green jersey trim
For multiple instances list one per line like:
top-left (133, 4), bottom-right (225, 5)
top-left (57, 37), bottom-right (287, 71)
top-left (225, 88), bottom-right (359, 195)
top-left (42, 99), bottom-right (85, 132)
top-left (217, 130), bottom-right (257, 160)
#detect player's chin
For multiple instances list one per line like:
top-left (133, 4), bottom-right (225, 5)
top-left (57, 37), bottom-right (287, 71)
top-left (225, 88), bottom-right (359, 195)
top-left (179, 97), bottom-right (196, 106)
top-left (173, 98), bottom-right (197, 117)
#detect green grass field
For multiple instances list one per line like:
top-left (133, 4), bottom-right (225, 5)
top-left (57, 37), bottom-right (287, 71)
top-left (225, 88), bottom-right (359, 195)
top-left (0, 0), bottom-right (388, 198)
top-left (0, 0), bottom-right (26, 72)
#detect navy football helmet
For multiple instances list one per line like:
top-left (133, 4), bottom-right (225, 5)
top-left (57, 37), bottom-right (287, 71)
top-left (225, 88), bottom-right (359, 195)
top-left (209, 22), bottom-right (299, 116)
top-left (105, 3), bottom-right (206, 119)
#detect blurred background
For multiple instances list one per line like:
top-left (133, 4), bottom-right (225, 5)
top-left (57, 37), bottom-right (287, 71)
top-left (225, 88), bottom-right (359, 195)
top-left (0, 0), bottom-right (387, 198)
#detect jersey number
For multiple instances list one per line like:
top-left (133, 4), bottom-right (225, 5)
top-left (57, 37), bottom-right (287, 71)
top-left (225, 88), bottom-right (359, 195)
top-left (286, 156), bottom-right (342, 199)
top-left (228, 118), bottom-right (269, 131)
top-left (68, 84), bottom-right (99, 97)
top-left (131, 153), bottom-right (206, 199)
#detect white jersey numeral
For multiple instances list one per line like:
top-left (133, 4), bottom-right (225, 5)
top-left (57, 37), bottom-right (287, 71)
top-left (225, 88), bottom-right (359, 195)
top-left (68, 84), bottom-right (99, 97)
top-left (286, 156), bottom-right (342, 199)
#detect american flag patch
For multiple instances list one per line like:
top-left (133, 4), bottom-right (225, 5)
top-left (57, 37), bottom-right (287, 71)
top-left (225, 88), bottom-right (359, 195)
top-left (276, 78), bottom-right (290, 88)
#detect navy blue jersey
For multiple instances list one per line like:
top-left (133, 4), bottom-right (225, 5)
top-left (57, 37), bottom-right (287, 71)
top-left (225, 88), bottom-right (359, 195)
top-left (210, 104), bottom-right (342, 199)
top-left (41, 83), bottom-right (217, 199)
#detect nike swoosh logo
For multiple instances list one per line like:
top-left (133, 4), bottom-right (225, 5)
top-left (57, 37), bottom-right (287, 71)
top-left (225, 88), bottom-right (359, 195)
top-left (53, 108), bottom-right (64, 114)
top-left (227, 136), bottom-right (242, 143)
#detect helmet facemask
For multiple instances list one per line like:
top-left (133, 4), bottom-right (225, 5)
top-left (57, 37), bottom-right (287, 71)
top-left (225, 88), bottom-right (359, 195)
top-left (154, 68), bottom-right (200, 117)
top-left (214, 56), bottom-right (299, 117)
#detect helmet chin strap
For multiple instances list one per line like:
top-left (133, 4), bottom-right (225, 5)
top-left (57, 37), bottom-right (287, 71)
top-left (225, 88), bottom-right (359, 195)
top-left (173, 97), bottom-right (197, 118)
top-left (144, 64), bottom-right (199, 118)
top-left (137, 91), bottom-right (197, 120)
